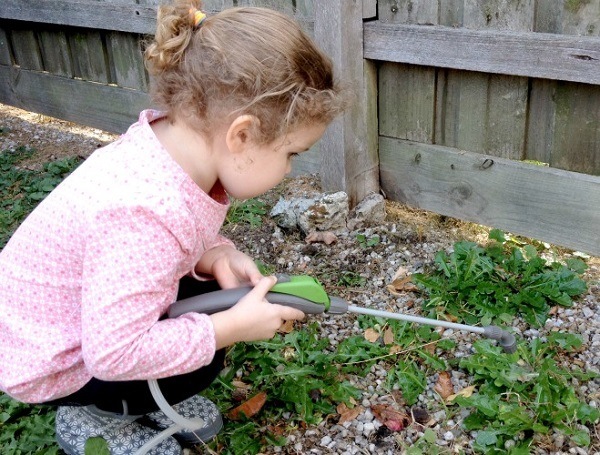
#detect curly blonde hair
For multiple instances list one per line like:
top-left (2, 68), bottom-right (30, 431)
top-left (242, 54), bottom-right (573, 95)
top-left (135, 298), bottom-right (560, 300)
top-left (145, 0), bottom-right (347, 144)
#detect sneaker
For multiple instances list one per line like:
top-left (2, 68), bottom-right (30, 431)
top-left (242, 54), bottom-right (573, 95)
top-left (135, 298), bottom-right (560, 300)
top-left (55, 405), bottom-right (182, 455)
top-left (144, 395), bottom-right (223, 445)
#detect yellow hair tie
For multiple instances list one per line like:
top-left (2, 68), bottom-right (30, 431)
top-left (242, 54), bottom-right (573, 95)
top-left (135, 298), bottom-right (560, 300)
top-left (190, 8), bottom-right (207, 28)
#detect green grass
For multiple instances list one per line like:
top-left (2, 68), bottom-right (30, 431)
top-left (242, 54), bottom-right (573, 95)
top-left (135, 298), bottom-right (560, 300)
top-left (0, 146), bottom-right (83, 248)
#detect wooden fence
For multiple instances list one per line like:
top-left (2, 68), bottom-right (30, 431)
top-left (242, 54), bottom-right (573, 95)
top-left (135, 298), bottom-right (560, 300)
top-left (0, 0), bottom-right (599, 256)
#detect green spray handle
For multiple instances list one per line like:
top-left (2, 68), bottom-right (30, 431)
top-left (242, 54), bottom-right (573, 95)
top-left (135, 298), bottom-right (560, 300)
top-left (167, 274), bottom-right (349, 318)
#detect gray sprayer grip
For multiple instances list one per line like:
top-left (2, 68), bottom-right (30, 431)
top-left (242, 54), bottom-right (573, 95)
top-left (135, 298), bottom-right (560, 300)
top-left (167, 287), bottom-right (332, 318)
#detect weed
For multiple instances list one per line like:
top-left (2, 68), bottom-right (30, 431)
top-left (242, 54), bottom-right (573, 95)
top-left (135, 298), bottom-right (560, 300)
top-left (454, 335), bottom-right (599, 452)
top-left (337, 270), bottom-right (366, 287)
top-left (225, 198), bottom-right (267, 228)
top-left (0, 146), bottom-right (83, 248)
top-left (412, 229), bottom-right (588, 327)
top-left (356, 233), bottom-right (380, 248)
top-left (205, 322), bottom-right (362, 454)
top-left (0, 395), bottom-right (58, 454)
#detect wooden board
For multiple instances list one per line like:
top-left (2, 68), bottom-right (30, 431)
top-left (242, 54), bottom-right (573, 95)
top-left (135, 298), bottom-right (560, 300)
top-left (379, 137), bottom-right (600, 256)
top-left (314, 0), bottom-right (379, 206)
top-left (378, 63), bottom-right (435, 142)
top-left (67, 30), bottom-right (109, 84)
top-left (526, 1), bottom-right (600, 175)
top-left (9, 29), bottom-right (43, 70)
top-left (0, 65), bottom-right (151, 133)
top-left (378, 0), bottom-right (437, 145)
top-left (1, 0), bottom-right (158, 34)
top-left (0, 27), bottom-right (12, 65)
top-left (105, 32), bottom-right (147, 90)
top-left (37, 29), bottom-right (72, 77)
top-left (363, 22), bottom-right (600, 85)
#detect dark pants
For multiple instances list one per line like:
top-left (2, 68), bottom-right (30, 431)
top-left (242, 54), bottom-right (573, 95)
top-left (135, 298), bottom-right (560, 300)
top-left (44, 277), bottom-right (225, 415)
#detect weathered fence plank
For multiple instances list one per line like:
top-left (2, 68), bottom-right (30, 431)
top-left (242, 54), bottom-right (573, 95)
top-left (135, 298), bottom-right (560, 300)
top-left (379, 137), bottom-right (600, 256)
top-left (67, 30), bottom-right (109, 84)
top-left (526, 1), bottom-right (600, 175)
top-left (9, 29), bottom-right (43, 70)
top-left (0, 28), bottom-right (10, 65)
top-left (364, 23), bottom-right (600, 85)
top-left (1, 0), bottom-right (158, 34)
top-left (314, 0), bottom-right (379, 206)
top-left (37, 29), bottom-right (72, 77)
top-left (378, 1), bottom-right (437, 144)
top-left (0, 66), bottom-right (150, 133)
top-left (442, 0), bottom-right (531, 160)
top-left (105, 32), bottom-right (148, 90)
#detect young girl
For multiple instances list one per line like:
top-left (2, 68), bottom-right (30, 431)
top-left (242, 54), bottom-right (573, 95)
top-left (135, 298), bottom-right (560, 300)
top-left (0, 2), bottom-right (346, 453)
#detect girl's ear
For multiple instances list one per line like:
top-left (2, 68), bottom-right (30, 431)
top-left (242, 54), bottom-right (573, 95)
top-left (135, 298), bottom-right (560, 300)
top-left (225, 115), bottom-right (260, 154)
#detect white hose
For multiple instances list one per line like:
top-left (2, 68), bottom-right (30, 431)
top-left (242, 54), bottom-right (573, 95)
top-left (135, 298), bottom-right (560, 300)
top-left (132, 379), bottom-right (206, 455)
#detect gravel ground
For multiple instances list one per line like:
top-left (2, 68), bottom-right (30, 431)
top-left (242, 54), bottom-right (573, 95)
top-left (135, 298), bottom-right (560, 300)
top-left (1, 104), bottom-right (599, 454)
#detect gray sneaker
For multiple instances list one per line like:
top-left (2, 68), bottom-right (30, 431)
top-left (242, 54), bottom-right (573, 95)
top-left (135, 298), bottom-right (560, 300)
top-left (55, 405), bottom-right (182, 454)
top-left (144, 395), bottom-right (223, 445)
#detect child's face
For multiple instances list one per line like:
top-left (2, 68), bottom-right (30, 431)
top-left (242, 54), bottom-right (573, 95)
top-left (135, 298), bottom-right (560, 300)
top-left (220, 122), bottom-right (327, 200)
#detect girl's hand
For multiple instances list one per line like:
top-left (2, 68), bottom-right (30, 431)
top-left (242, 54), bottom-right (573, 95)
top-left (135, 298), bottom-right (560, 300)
top-left (210, 276), bottom-right (305, 348)
top-left (196, 245), bottom-right (263, 289)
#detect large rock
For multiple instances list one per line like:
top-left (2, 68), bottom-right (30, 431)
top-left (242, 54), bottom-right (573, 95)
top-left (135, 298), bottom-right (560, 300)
top-left (347, 193), bottom-right (386, 230)
top-left (270, 191), bottom-right (386, 233)
top-left (297, 192), bottom-right (349, 234)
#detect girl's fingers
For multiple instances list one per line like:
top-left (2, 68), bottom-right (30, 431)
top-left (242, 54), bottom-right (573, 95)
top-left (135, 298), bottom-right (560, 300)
top-left (247, 275), bottom-right (277, 298)
top-left (275, 305), bottom-right (305, 321)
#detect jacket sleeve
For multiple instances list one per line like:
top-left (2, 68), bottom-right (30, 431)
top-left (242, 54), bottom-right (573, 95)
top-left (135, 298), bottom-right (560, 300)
top-left (80, 204), bottom-right (218, 381)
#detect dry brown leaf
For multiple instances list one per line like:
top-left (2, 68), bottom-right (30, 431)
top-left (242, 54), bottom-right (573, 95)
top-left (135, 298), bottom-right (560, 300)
top-left (226, 391), bottom-right (267, 420)
top-left (446, 385), bottom-right (476, 402)
top-left (433, 371), bottom-right (454, 400)
top-left (371, 404), bottom-right (411, 432)
top-left (364, 328), bottom-right (380, 343)
top-left (440, 313), bottom-right (459, 323)
top-left (305, 231), bottom-right (337, 245)
top-left (336, 403), bottom-right (363, 424)
top-left (423, 342), bottom-right (436, 355)
top-left (278, 320), bottom-right (295, 333)
top-left (232, 380), bottom-right (251, 391)
top-left (392, 265), bottom-right (410, 281)
top-left (389, 345), bottom-right (403, 355)
top-left (383, 327), bottom-right (395, 345)
top-left (411, 407), bottom-right (430, 425)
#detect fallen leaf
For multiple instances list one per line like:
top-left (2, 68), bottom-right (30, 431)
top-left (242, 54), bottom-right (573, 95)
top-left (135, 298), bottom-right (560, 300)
top-left (389, 345), bottom-right (403, 355)
top-left (371, 404), bottom-right (411, 432)
top-left (383, 327), bottom-right (395, 345)
top-left (387, 266), bottom-right (420, 295)
top-left (337, 403), bottom-right (363, 424)
top-left (232, 380), bottom-right (251, 390)
top-left (433, 371), bottom-right (454, 400)
top-left (227, 392), bottom-right (267, 420)
top-left (410, 407), bottom-right (430, 425)
top-left (364, 328), bottom-right (380, 343)
top-left (392, 265), bottom-right (410, 281)
top-left (305, 231), bottom-right (337, 245)
top-left (441, 313), bottom-right (458, 323)
top-left (278, 320), bottom-right (295, 333)
top-left (231, 380), bottom-right (251, 402)
top-left (446, 385), bottom-right (476, 402)
top-left (423, 342), bottom-right (436, 355)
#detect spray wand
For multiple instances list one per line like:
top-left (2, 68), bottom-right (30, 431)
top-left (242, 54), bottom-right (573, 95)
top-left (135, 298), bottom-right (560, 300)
top-left (168, 274), bottom-right (517, 353)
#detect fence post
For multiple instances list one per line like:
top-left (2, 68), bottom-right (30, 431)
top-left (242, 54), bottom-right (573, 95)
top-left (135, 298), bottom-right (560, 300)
top-left (313, 0), bottom-right (379, 207)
